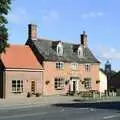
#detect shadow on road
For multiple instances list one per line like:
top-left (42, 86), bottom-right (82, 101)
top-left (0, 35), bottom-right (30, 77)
top-left (52, 100), bottom-right (120, 110)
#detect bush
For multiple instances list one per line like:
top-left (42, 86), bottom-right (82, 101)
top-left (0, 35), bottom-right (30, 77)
top-left (35, 93), bottom-right (41, 97)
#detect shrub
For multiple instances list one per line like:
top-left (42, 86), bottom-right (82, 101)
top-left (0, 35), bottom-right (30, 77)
top-left (27, 92), bottom-right (32, 97)
top-left (35, 93), bottom-right (41, 97)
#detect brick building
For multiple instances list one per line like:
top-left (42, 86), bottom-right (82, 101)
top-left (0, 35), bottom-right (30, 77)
top-left (0, 45), bottom-right (43, 98)
top-left (26, 24), bottom-right (100, 95)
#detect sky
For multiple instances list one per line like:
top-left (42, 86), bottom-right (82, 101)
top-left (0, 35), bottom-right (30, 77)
top-left (7, 0), bottom-right (120, 71)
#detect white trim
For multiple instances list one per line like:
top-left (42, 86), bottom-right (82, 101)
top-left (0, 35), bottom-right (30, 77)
top-left (78, 45), bottom-right (83, 58)
top-left (70, 78), bottom-right (80, 91)
top-left (5, 68), bottom-right (43, 72)
top-left (57, 42), bottom-right (63, 56)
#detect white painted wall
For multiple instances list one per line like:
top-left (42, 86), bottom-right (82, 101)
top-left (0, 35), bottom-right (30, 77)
top-left (99, 70), bottom-right (107, 93)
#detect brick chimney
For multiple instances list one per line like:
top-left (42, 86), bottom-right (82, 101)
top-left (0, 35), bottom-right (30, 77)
top-left (81, 31), bottom-right (87, 47)
top-left (28, 24), bottom-right (37, 40)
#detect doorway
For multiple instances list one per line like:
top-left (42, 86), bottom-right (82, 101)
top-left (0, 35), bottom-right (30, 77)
top-left (73, 81), bottom-right (76, 93)
top-left (31, 81), bottom-right (36, 94)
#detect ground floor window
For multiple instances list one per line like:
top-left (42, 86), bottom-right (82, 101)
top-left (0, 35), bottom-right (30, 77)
top-left (12, 80), bottom-right (23, 93)
top-left (84, 78), bottom-right (91, 89)
top-left (54, 78), bottom-right (64, 90)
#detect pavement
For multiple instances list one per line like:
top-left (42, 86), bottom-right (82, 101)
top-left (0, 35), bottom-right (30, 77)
top-left (0, 95), bottom-right (120, 109)
top-left (0, 96), bottom-right (82, 109)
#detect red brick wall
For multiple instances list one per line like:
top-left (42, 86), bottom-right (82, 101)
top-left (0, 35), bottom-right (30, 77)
top-left (43, 61), bottom-right (100, 95)
top-left (5, 70), bottom-right (43, 98)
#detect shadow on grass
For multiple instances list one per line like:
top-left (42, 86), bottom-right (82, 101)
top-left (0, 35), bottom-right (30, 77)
top-left (52, 100), bottom-right (120, 110)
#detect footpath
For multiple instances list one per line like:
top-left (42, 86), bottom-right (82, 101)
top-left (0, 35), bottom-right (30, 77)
top-left (0, 96), bottom-right (79, 110)
top-left (0, 96), bottom-right (120, 110)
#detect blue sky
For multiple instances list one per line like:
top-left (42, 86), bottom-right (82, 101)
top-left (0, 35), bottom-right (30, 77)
top-left (7, 0), bottom-right (120, 71)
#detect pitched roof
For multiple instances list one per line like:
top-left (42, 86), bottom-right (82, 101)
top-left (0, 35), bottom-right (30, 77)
top-left (26, 38), bottom-right (100, 63)
top-left (1, 45), bottom-right (43, 69)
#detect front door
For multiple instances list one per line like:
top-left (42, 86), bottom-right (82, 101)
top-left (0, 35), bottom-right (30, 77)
top-left (31, 81), bottom-right (35, 94)
top-left (73, 81), bottom-right (76, 93)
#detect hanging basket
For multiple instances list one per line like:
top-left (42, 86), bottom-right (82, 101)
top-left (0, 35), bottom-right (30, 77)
top-left (96, 80), bottom-right (100, 84)
top-left (45, 80), bottom-right (50, 85)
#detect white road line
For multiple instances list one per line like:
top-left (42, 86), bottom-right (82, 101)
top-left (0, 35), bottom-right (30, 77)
top-left (0, 112), bottom-right (47, 119)
top-left (104, 115), bottom-right (120, 119)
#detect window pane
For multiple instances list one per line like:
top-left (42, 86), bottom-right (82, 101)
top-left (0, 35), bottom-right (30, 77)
top-left (54, 78), bottom-right (64, 89)
top-left (12, 80), bottom-right (23, 93)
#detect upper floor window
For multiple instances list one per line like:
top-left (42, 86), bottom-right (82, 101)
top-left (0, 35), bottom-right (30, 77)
top-left (71, 63), bottom-right (78, 70)
top-left (85, 64), bottom-right (91, 72)
top-left (56, 62), bottom-right (64, 69)
top-left (78, 46), bottom-right (83, 58)
top-left (57, 42), bottom-right (63, 56)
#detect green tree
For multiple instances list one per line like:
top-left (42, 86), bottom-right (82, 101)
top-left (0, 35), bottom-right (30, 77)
top-left (0, 0), bottom-right (11, 53)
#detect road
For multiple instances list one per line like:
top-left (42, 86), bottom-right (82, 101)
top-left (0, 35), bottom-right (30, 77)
top-left (0, 102), bottom-right (120, 120)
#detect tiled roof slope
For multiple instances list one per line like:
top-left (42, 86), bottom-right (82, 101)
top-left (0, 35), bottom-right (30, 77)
top-left (26, 38), bottom-right (100, 63)
top-left (1, 45), bottom-right (43, 69)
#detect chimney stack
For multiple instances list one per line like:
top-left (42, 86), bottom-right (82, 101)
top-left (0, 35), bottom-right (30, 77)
top-left (28, 24), bottom-right (37, 40)
top-left (81, 31), bottom-right (87, 47)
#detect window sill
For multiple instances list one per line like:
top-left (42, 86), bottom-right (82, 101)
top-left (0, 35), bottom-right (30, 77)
top-left (12, 92), bottom-right (23, 94)
top-left (55, 88), bottom-right (63, 90)
top-left (56, 68), bottom-right (64, 70)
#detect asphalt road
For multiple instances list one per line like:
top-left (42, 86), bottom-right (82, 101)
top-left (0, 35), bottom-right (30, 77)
top-left (0, 102), bottom-right (120, 120)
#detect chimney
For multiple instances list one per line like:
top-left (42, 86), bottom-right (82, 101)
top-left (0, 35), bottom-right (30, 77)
top-left (81, 31), bottom-right (87, 47)
top-left (28, 24), bottom-right (37, 40)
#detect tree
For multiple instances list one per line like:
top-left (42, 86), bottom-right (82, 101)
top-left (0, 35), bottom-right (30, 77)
top-left (0, 0), bottom-right (11, 53)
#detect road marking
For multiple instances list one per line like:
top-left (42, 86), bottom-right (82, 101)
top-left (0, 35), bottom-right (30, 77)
top-left (104, 115), bottom-right (120, 119)
top-left (0, 112), bottom-right (47, 119)
top-left (60, 109), bottom-right (64, 112)
top-left (90, 108), bottom-right (94, 111)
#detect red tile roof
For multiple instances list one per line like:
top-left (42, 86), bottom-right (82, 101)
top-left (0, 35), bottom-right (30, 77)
top-left (1, 45), bottom-right (43, 69)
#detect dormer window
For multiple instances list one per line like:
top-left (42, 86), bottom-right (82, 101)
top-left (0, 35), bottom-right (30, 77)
top-left (57, 42), bottom-right (63, 56)
top-left (78, 45), bottom-right (83, 58)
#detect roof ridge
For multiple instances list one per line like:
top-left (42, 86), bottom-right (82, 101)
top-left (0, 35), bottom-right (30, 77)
top-left (38, 37), bottom-right (80, 45)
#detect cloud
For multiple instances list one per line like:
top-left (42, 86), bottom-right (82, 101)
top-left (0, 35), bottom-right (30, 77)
top-left (42, 10), bottom-right (59, 24)
top-left (81, 12), bottom-right (104, 19)
top-left (97, 46), bottom-right (120, 60)
top-left (8, 7), bottom-right (28, 24)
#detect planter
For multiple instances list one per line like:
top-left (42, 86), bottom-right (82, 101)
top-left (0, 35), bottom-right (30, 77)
top-left (35, 93), bottom-right (41, 97)
top-left (27, 92), bottom-right (32, 97)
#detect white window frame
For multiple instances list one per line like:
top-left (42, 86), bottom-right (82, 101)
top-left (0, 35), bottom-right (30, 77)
top-left (56, 62), bottom-right (64, 69)
top-left (57, 42), bottom-right (63, 56)
top-left (78, 46), bottom-right (83, 58)
top-left (85, 64), bottom-right (91, 72)
top-left (84, 78), bottom-right (91, 89)
top-left (71, 63), bottom-right (78, 70)
top-left (54, 78), bottom-right (64, 90)
top-left (12, 80), bottom-right (23, 93)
